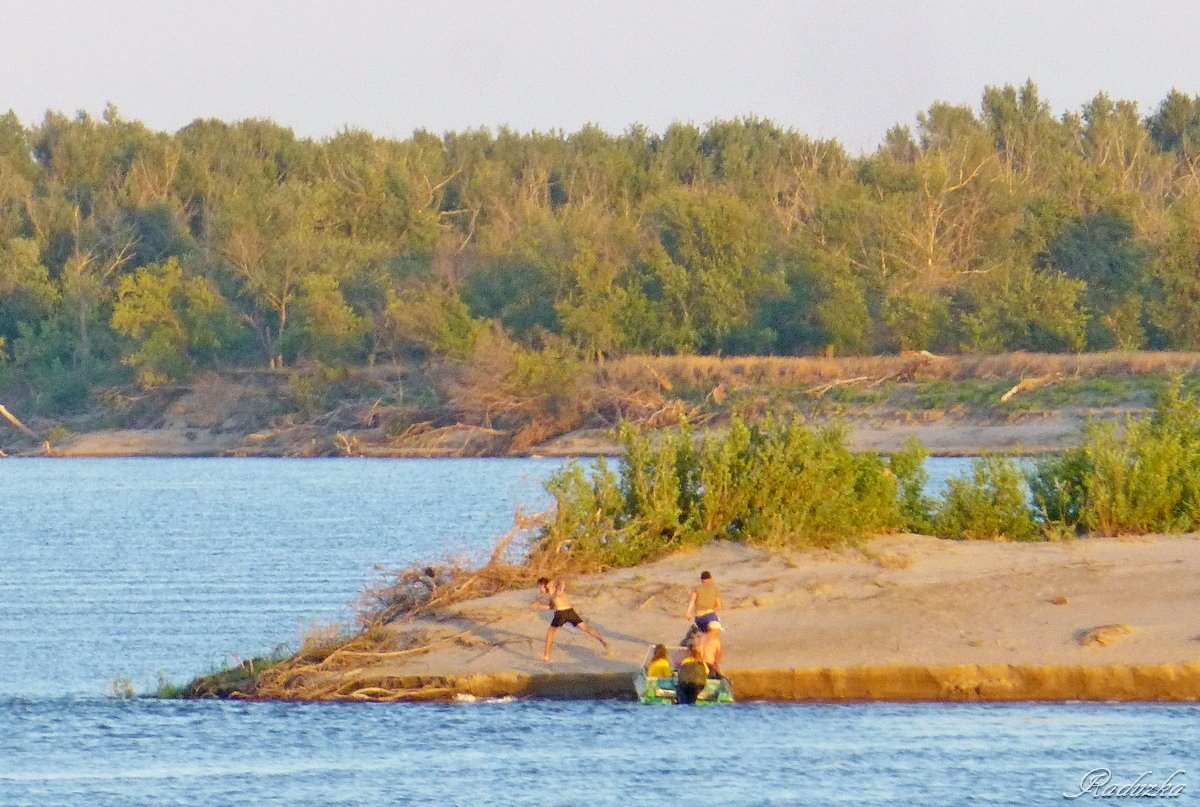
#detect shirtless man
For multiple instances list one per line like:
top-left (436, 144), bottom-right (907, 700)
top-left (532, 577), bottom-right (608, 661)
top-left (694, 620), bottom-right (723, 676)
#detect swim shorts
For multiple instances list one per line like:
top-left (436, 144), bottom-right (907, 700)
top-left (694, 611), bottom-right (720, 631)
top-left (550, 608), bottom-right (584, 628)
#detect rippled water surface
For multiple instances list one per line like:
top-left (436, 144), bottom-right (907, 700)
top-left (1, 457), bottom-right (1194, 806)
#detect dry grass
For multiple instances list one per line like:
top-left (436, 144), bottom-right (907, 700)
top-left (297, 623), bottom-right (349, 661)
top-left (606, 352), bottom-right (1200, 390)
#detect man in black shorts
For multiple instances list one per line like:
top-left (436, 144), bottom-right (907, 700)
top-left (533, 577), bottom-right (608, 661)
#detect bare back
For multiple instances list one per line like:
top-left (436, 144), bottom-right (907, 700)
top-left (696, 632), bottom-right (722, 666)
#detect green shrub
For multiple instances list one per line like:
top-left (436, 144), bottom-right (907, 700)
top-left (732, 421), bottom-right (898, 548)
top-left (1028, 447), bottom-right (1089, 535)
top-left (1030, 380), bottom-right (1200, 535)
top-left (536, 415), bottom-right (902, 569)
top-left (181, 654), bottom-right (286, 698)
top-left (541, 457), bottom-right (637, 566)
top-left (931, 456), bottom-right (1038, 541)
top-left (891, 438), bottom-right (933, 533)
top-left (284, 363), bottom-right (351, 416)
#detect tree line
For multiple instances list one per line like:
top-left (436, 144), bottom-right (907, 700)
top-left (5, 81), bottom-right (1200, 412)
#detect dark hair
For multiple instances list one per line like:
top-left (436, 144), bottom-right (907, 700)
top-left (700, 571), bottom-right (712, 580)
top-left (653, 643), bottom-right (669, 660)
top-left (536, 577), bottom-right (550, 587)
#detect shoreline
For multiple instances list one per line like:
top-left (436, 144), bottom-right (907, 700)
top-left (187, 533), bottom-right (1200, 704)
top-left (9, 411), bottom-right (1100, 459)
top-left (216, 663), bottom-right (1200, 703)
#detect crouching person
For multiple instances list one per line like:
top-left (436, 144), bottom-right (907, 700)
top-left (675, 644), bottom-right (709, 705)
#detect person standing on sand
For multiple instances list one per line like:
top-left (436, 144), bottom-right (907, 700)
top-left (532, 577), bottom-right (608, 662)
top-left (685, 570), bottom-right (722, 633)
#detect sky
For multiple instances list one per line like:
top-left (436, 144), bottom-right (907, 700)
top-left (3, 1), bottom-right (1199, 153)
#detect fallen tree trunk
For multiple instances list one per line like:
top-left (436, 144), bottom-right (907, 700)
top-left (0, 404), bottom-right (36, 439)
top-left (999, 373), bottom-right (1062, 403)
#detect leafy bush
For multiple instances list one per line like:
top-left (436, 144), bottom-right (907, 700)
top-left (538, 380), bottom-right (1200, 572)
top-left (535, 416), bottom-right (902, 570)
top-left (111, 259), bottom-right (245, 387)
top-left (891, 437), bottom-right (933, 533)
top-left (1028, 448), bottom-right (1089, 536)
top-left (730, 421), bottom-right (899, 548)
top-left (931, 456), bottom-right (1038, 541)
top-left (284, 363), bottom-right (355, 416)
top-left (1035, 381), bottom-right (1200, 535)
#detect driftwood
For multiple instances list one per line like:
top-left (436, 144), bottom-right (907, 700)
top-left (803, 361), bottom-right (929, 398)
top-left (330, 623), bottom-right (491, 661)
top-left (999, 373), bottom-right (1063, 403)
top-left (0, 404), bottom-right (36, 439)
top-left (804, 375), bottom-right (873, 397)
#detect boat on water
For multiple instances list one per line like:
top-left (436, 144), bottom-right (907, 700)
top-left (633, 645), bottom-right (734, 704)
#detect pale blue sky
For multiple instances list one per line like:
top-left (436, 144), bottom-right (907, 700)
top-left (3, 1), bottom-right (1198, 152)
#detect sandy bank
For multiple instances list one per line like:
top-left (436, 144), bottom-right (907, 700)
top-left (233, 533), bottom-right (1200, 702)
top-left (284, 663), bottom-right (1200, 703)
top-left (29, 411), bottom-right (1098, 458)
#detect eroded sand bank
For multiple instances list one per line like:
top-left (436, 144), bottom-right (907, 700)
top-left (248, 534), bottom-right (1200, 702)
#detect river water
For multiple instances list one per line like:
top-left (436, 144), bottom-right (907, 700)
top-left (0, 458), bottom-right (1194, 805)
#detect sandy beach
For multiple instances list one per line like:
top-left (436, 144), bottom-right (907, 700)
top-left (37, 411), bottom-right (1096, 457)
top-left (250, 533), bottom-right (1200, 702)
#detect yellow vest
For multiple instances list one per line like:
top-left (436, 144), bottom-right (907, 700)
top-left (647, 658), bottom-right (673, 678)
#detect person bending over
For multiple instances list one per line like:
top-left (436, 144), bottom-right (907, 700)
top-left (532, 577), bottom-right (608, 662)
top-left (675, 644), bottom-right (709, 705)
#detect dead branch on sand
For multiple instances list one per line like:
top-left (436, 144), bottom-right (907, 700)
top-left (803, 366), bottom-right (915, 398)
top-left (240, 503), bottom-right (621, 701)
top-left (999, 373), bottom-right (1063, 403)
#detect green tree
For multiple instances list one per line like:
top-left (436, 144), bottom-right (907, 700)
top-left (958, 262), bottom-right (1087, 352)
top-left (758, 246), bottom-right (870, 355)
top-left (111, 258), bottom-right (242, 385)
top-left (0, 238), bottom-right (58, 352)
top-left (1146, 90), bottom-right (1200, 155)
top-left (643, 189), bottom-right (778, 351)
top-left (382, 281), bottom-right (482, 360)
top-left (286, 273), bottom-right (368, 365)
top-left (1041, 210), bottom-right (1151, 349)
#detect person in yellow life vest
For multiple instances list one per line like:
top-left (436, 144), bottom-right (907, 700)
top-left (675, 644), bottom-right (709, 705)
top-left (646, 644), bottom-right (673, 678)
top-left (684, 570), bottom-right (722, 633)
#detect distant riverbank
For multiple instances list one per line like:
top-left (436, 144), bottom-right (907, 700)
top-left (5, 352), bottom-right (1193, 459)
top-left (12, 410), bottom-right (1102, 458)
